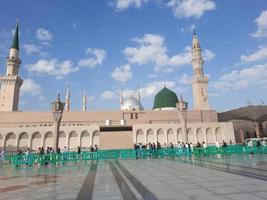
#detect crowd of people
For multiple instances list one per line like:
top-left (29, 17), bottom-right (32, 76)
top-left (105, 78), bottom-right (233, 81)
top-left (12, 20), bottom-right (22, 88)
top-left (133, 140), bottom-right (230, 151)
top-left (246, 138), bottom-right (267, 147)
top-left (0, 144), bottom-right (99, 164)
top-left (1, 139), bottom-right (267, 164)
top-left (132, 138), bottom-right (267, 156)
top-left (34, 144), bottom-right (99, 155)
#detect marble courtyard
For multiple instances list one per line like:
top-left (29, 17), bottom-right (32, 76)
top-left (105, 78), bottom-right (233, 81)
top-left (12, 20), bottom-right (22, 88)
top-left (0, 155), bottom-right (267, 200)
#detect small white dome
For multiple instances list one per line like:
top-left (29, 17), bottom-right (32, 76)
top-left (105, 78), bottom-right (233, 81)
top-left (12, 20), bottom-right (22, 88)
top-left (121, 96), bottom-right (143, 111)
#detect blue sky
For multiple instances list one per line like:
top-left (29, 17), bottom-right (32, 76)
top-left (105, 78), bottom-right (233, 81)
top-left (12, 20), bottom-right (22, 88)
top-left (0, 0), bottom-right (267, 112)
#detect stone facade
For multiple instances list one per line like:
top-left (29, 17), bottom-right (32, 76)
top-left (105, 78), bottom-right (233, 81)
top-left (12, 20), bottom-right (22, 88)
top-left (0, 23), bottom-right (23, 112)
top-left (0, 24), bottom-right (236, 151)
top-left (0, 110), bottom-right (235, 151)
top-left (191, 32), bottom-right (209, 110)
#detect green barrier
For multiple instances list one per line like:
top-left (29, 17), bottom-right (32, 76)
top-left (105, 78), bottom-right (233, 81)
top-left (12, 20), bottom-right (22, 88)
top-left (7, 145), bottom-right (267, 167)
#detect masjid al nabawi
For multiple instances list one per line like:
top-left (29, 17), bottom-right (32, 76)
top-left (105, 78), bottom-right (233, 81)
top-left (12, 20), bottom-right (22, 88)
top-left (0, 23), bottom-right (235, 151)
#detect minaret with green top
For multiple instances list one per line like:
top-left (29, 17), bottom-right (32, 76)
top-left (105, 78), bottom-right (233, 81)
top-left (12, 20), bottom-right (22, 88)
top-left (0, 21), bottom-right (23, 111)
top-left (7, 20), bottom-right (21, 76)
top-left (11, 21), bottom-right (19, 50)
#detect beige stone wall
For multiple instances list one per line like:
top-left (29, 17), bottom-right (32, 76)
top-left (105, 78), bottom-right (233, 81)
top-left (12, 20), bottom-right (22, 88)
top-left (231, 120), bottom-right (267, 143)
top-left (100, 131), bottom-right (133, 149)
top-left (0, 109), bottom-right (218, 127)
top-left (0, 109), bottom-right (235, 151)
top-left (0, 124), bottom-right (100, 152)
top-left (133, 122), bottom-right (235, 146)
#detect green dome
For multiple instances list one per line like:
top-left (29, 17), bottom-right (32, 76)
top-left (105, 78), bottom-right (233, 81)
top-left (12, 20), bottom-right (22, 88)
top-left (153, 87), bottom-right (178, 110)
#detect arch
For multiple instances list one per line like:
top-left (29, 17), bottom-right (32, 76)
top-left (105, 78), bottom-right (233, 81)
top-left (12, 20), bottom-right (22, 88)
top-left (206, 128), bottom-right (214, 145)
top-left (0, 134), bottom-right (3, 149)
top-left (5, 132), bottom-right (17, 152)
top-left (157, 129), bottom-right (165, 145)
top-left (136, 129), bottom-right (145, 144)
top-left (92, 131), bottom-right (100, 146)
top-left (167, 128), bottom-right (175, 144)
top-left (196, 128), bottom-right (205, 143)
top-left (69, 131), bottom-right (78, 150)
top-left (44, 132), bottom-right (53, 149)
top-left (177, 128), bottom-right (183, 143)
top-left (31, 132), bottom-right (42, 151)
top-left (81, 131), bottom-right (90, 148)
top-left (187, 128), bottom-right (194, 144)
top-left (147, 129), bottom-right (154, 143)
top-left (18, 132), bottom-right (29, 150)
top-left (215, 127), bottom-right (224, 144)
top-left (58, 131), bottom-right (66, 149)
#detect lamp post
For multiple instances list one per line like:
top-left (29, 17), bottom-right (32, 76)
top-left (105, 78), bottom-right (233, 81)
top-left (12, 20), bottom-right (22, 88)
top-left (177, 96), bottom-right (188, 143)
top-left (51, 94), bottom-right (65, 151)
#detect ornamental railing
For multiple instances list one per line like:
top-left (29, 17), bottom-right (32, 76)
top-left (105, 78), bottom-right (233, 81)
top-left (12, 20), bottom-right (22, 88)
top-left (2, 145), bottom-right (267, 167)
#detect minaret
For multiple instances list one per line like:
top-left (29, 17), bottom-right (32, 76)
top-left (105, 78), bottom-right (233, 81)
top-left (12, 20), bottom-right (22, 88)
top-left (137, 86), bottom-right (141, 102)
top-left (65, 85), bottom-right (70, 112)
top-left (82, 90), bottom-right (87, 111)
top-left (191, 30), bottom-right (209, 110)
top-left (0, 21), bottom-right (23, 111)
top-left (120, 89), bottom-right (124, 107)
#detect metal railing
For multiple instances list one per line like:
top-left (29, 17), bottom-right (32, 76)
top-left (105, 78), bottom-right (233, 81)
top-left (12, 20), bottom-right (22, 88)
top-left (2, 145), bottom-right (267, 167)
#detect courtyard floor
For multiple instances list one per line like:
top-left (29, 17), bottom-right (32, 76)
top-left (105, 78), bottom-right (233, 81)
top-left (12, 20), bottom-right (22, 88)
top-left (0, 154), bottom-right (267, 200)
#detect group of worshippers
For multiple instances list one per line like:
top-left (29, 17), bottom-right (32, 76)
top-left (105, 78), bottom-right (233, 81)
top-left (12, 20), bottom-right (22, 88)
top-left (247, 139), bottom-right (267, 147)
top-left (0, 144), bottom-right (99, 162)
top-left (134, 142), bottom-right (170, 150)
top-left (133, 140), bottom-right (232, 151)
top-left (34, 145), bottom-right (99, 155)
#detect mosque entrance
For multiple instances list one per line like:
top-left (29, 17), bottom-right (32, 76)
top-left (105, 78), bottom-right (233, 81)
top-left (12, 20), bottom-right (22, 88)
top-left (99, 126), bottom-right (133, 149)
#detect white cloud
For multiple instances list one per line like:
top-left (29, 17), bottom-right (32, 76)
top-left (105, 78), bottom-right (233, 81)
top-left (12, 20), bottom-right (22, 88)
top-left (178, 73), bottom-right (192, 84)
top-left (101, 91), bottom-right (116, 100)
top-left (78, 48), bottom-right (106, 69)
top-left (252, 10), bottom-right (267, 38)
top-left (213, 64), bottom-right (267, 91)
top-left (124, 34), bottom-right (215, 71)
top-left (21, 79), bottom-right (42, 95)
top-left (38, 96), bottom-right (46, 100)
top-left (113, 0), bottom-right (215, 19)
top-left (240, 47), bottom-right (267, 63)
top-left (167, 0), bottom-right (216, 19)
top-left (115, 0), bottom-right (147, 11)
top-left (111, 64), bottom-right (132, 82)
top-left (148, 73), bottom-right (157, 78)
top-left (25, 59), bottom-right (79, 79)
top-left (203, 49), bottom-right (216, 61)
top-left (23, 44), bottom-right (41, 55)
top-left (36, 28), bottom-right (53, 41)
top-left (122, 81), bottom-right (176, 99)
top-left (124, 34), bottom-right (167, 67)
top-left (180, 24), bottom-right (196, 33)
top-left (101, 81), bottom-right (176, 101)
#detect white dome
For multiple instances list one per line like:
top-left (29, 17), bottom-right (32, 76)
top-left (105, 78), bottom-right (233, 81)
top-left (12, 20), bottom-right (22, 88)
top-left (121, 96), bottom-right (143, 111)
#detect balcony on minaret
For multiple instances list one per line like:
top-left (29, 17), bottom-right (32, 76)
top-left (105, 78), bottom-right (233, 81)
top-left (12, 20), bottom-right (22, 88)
top-left (6, 57), bottom-right (21, 76)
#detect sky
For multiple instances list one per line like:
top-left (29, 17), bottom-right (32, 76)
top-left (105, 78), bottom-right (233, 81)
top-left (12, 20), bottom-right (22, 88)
top-left (0, 0), bottom-right (267, 112)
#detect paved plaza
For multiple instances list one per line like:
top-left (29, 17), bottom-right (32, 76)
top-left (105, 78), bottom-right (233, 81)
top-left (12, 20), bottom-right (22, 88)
top-left (0, 154), bottom-right (267, 200)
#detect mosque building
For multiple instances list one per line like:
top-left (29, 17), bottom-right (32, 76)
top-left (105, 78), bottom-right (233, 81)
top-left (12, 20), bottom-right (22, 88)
top-left (0, 23), bottom-right (236, 151)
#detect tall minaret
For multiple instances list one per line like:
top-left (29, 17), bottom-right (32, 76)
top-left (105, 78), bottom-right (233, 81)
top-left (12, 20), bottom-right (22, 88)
top-left (137, 86), bottom-right (141, 102)
top-left (0, 21), bottom-right (23, 111)
top-left (82, 90), bottom-right (87, 111)
top-left (191, 30), bottom-right (209, 110)
top-left (65, 85), bottom-right (70, 111)
top-left (120, 89), bottom-right (123, 107)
